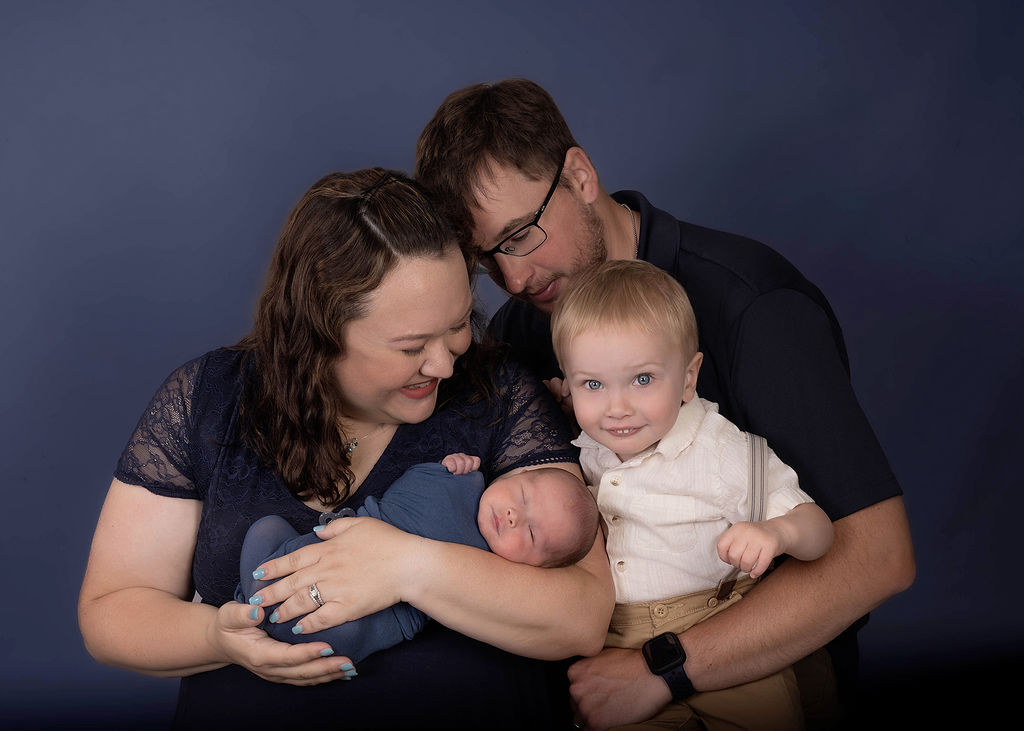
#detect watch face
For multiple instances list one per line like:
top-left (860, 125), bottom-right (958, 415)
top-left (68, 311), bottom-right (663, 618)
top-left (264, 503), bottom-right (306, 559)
top-left (643, 632), bottom-right (684, 675)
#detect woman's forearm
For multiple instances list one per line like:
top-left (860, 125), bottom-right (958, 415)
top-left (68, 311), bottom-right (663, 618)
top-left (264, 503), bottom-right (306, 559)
top-left (402, 535), bottom-right (615, 659)
top-left (79, 587), bottom-right (227, 676)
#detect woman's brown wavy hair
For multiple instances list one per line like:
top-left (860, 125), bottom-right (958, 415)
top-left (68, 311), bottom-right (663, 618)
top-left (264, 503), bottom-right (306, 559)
top-left (234, 168), bottom-right (494, 506)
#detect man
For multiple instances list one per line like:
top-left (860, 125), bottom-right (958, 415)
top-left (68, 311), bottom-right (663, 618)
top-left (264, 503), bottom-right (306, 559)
top-left (416, 78), bottom-right (914, 729)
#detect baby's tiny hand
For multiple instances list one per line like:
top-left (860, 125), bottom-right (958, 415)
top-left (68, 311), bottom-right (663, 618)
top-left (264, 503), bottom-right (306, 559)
top-left (441, 453), bottom-right (481, 475)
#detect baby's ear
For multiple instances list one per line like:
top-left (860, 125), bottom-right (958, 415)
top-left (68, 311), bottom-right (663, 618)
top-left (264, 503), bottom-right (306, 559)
top-left (682, 351), bottom-right (703, 402)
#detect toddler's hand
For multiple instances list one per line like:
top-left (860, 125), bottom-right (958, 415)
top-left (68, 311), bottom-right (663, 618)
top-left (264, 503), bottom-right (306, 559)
top-left (716, 521), bottom-right (784, 579)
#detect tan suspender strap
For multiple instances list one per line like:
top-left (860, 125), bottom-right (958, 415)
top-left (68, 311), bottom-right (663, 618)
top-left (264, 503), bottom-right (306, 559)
top-left (715, 434), bottom-right (769, 601)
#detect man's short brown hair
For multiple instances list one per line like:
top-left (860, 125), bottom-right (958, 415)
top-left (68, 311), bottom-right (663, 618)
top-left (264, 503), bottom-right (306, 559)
top-left (415, 78), bottom-right (578, 248)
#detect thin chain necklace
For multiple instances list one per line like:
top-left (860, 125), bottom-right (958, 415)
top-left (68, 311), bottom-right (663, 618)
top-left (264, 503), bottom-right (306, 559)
top-left (620, 202), bottom-right (639, 257)
top-left (345, 423), bottom-right (386, 454)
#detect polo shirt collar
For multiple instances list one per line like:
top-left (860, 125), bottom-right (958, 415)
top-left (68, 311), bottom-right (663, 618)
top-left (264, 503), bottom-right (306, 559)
top-left (611, 190), bottom-right (679, 273)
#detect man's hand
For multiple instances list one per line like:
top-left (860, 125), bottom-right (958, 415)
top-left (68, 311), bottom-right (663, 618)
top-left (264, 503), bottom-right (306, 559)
top-left (568, 646), bottom-right (671, 730)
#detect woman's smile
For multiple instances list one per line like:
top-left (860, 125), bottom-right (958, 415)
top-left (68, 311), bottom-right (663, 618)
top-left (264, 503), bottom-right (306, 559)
top-left (401, 378), bottom-right (439, 400)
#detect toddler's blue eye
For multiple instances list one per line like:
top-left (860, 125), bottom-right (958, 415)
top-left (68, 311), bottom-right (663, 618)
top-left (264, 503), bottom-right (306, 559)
top-left (635, 374), bottom-right (652, 386)
top-left (585, 380), bottom-right (602, 390)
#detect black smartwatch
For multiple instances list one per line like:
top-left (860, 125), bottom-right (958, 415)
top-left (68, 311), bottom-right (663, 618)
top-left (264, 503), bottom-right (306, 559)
top-left (641, 632), bottom-right (696, 701)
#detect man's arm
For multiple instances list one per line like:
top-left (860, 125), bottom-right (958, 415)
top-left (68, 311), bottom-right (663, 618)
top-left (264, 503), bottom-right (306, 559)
top-left (694, 287), bottom-right (917, 680)
top-left (569, 496), bottom-right (914, 729)
top-left (684, 495), bottom-right (914, 687)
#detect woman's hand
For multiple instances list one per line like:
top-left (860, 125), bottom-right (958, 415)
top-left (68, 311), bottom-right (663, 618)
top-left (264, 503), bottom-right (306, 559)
top-left (209, 600), bottom-right (356, 686)
top-left (247, 517), bottom-right (421, 635)
top-left (80, 480), bottom-right (357, 683)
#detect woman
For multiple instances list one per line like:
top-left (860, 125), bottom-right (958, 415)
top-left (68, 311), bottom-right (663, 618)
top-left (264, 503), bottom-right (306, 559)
top-left (78, 169), bottom-right (614, 728)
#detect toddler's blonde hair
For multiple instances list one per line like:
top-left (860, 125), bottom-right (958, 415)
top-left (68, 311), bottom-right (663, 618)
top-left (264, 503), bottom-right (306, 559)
top-left (551, 259), bottom-right (699, 367)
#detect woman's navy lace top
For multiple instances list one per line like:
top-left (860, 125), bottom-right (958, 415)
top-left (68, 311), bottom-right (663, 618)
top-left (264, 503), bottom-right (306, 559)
top-left (114, 347), bottom-right (580, 728)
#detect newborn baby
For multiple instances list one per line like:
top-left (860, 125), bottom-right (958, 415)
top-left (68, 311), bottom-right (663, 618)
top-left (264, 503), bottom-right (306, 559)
top-left (236, 455), bottom-right (597, 663)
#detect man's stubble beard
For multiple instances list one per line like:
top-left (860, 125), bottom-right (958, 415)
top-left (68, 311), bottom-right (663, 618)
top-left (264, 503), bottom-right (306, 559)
top-left (568, 197), bottom-right (608, 285)
top-left (503, 197), bottom-right (608, 313)
top-left (529, 199), bottom-right (608, 318)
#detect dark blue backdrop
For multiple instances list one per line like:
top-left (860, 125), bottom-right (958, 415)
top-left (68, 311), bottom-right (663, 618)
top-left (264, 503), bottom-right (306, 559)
top-left (2, 1), bottom-right (1021, 727)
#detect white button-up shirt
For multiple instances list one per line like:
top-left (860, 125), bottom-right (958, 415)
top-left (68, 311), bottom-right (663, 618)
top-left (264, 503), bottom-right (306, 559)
top-left (574, 397), bottom-right (814, 604)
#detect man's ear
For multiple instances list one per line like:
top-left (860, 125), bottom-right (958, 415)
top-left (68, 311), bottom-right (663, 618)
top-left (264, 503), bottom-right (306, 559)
top-left (563, 146), bottom-right (601, 204)
top-left (682, 352), bottom-right (703, 403)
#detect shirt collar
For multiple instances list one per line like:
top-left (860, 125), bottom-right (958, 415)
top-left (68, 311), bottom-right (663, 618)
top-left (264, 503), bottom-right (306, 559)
top-left (611, 189), bottom-right (678, 273)
top-left (654, 397), bottom-right (712, 458)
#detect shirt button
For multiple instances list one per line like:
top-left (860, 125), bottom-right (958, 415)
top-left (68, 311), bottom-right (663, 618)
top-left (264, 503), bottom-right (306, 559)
top-left (616, 561), bottom-right (626, 571)
top-left (611, 515), bottom-right (620, 522)
top-left (654, 604), bottom-right (667, 617)
top-left (610, 476), bottom-right (620, 486)
top-left (707, 597), bottom-right (719, 608)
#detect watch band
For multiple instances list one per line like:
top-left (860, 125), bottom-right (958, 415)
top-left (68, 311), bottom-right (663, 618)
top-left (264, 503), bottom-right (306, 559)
top-left (661, 663), bottom-right (697, 701)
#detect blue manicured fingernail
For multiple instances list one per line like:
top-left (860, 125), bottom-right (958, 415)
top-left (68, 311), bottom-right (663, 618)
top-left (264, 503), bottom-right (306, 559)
top-left (292, 624), bottom-right (303, 635)
top-left (339, 662), bottom-right (354, 671)
top-left (320, 648), bottom-right (334, 657)
top-left (313, 525), bottom-right (325, 533)
top-left (343, 669), bottom-right (358, 679)
top-left (252, 568), bottom-right (266, 580)
top-left (249, 607), bottom-right (259, 621)
top-left (269, 611), bottom-right (279, 623)
top-left (248, 594), bottom-right (262, 606)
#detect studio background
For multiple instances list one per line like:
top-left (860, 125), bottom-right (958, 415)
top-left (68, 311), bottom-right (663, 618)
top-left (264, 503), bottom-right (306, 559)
top-left (2, 1), bottom-right (1021, 727)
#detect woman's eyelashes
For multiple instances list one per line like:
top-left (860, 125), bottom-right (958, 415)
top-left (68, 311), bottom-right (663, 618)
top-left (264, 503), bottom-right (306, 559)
top-left (402, 320), bottom-right (470, 356)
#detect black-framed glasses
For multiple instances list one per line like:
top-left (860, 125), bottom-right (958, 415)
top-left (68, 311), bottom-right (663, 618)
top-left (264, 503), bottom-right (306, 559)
top-left (477, 163), bottom-right (563, 273)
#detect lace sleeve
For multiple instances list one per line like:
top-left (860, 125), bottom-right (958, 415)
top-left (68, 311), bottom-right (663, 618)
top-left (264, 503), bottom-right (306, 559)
top-left (486, 361), bottom-right (579, 477)
top-left (114, 357), bottom-right (202, 498)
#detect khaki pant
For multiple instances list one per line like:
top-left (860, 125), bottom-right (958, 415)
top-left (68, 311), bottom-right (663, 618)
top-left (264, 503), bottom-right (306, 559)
top-left (606, 579), bottom-right (804, 731)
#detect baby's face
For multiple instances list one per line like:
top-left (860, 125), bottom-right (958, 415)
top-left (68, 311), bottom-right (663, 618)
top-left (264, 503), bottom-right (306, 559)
top-left (477, 468), bottom-right (581, 566)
